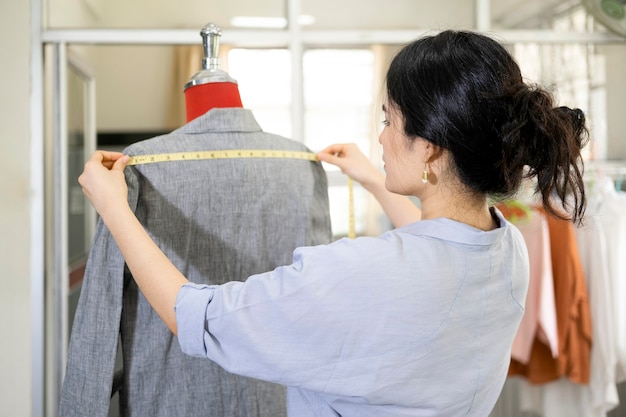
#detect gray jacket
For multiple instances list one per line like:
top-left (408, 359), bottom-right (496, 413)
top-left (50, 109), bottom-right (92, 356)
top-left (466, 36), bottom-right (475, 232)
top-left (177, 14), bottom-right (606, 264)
top-left (58, 108), bottom-right (332, 417)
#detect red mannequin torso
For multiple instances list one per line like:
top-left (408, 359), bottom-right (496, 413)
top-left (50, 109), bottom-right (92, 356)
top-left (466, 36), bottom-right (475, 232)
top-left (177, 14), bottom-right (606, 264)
top-left (184, 81), bottom-right (243, 123)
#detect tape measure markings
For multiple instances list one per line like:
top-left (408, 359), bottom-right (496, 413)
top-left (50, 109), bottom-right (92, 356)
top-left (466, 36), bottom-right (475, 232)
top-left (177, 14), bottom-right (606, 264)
top-left (347, 177), bottom-right (356, 239)
top-left (127, 149), bottom-right (319, 165)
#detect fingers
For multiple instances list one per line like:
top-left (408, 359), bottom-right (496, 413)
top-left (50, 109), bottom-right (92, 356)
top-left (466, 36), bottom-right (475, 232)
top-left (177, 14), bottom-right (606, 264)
top-left (317, 150), bottom-right (338, 164)
top-left (79, 151), bottom-right (130, 217)
top-left (317, 150), bottom-right (345, 169)
top-left (78, 150), bottom-right (127, 191)
top-left (319, 143), bottom-right (346, 156)
top-left (112, 154), bottom-right (130, 172)
top-left (89, 150), bottom-right (126, 168)
top-left (317, 143), bottom-right (356, 164)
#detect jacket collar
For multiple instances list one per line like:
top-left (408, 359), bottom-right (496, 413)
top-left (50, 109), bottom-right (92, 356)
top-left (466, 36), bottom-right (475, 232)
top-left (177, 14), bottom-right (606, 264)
top-left (176, 108), bottom-right (262, 135)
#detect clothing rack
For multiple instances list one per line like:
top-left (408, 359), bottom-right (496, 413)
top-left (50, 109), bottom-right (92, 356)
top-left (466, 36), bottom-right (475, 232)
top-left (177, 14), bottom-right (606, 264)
top-left (491, 166), bottom-right (626, 417)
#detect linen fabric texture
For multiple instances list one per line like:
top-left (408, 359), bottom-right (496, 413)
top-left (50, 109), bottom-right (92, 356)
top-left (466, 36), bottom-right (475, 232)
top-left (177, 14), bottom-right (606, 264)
top-left (176, 207), bottom-right (530, 417)
top-left (58, 108), bottom-right (332, 417)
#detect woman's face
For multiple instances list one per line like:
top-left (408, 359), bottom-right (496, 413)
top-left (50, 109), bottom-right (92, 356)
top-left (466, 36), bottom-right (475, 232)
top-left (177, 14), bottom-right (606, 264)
top-left (379, 103), bottom-right (426, 196)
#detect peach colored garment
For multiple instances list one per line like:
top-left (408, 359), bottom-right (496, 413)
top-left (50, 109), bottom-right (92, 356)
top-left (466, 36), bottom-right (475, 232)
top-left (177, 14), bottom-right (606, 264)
top-left (508, 209), bottom-right (592, 384)
top-left (507, 210), bottom-right (558, 364)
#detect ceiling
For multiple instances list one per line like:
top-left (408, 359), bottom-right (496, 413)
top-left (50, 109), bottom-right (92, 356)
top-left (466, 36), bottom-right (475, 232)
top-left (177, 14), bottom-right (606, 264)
top-left (48, 0), bottom-right (580, 31)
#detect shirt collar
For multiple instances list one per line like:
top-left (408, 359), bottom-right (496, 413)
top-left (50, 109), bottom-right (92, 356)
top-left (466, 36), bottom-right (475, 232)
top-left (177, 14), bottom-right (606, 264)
top-left (396, 207), bottom-right (509, 246)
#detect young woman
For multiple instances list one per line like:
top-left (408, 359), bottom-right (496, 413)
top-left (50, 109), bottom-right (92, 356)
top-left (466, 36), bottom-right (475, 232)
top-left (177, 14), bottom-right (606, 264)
top-left (78, 30), bottom-right (587, 416)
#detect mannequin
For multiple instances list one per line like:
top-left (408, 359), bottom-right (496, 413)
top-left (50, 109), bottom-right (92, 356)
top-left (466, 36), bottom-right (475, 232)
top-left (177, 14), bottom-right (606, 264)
top-left (59, 22), bottom-right (332, 417)
top-left (184, 23), bottom-right (243, 122)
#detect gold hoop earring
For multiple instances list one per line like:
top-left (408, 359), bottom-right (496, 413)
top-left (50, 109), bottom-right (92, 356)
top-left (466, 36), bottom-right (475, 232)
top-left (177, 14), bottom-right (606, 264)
top-left (421, 163), bottom-right (429, 184)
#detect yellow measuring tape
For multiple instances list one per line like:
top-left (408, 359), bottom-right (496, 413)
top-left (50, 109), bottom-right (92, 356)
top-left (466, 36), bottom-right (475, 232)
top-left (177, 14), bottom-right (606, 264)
top-left (128, 149), bottom-right (318, 165)
top-left (127, 149), bottom-right (356, 238)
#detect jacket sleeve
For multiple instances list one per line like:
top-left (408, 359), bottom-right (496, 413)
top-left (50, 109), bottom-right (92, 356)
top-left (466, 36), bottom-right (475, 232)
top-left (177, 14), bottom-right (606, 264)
top-left (58, 165), bottom-right (141, 416)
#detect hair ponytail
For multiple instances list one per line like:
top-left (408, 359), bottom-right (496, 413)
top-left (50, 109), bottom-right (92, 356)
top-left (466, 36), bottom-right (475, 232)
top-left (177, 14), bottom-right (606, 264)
top-left (536, 106), bottom-right (588, 224)
top-left (502, 85), bottom-right (588, 224)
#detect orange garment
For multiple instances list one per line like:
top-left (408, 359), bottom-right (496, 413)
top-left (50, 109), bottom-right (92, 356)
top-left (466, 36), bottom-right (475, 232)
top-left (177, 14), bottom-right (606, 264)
top-left (508, 208), bottom-right (592, 384)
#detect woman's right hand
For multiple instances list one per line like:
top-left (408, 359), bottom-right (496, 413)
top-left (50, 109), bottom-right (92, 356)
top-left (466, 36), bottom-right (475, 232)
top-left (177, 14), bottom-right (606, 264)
top-left (317, 143), bottom-right (384, 191)
top-left (78, 150), bottom-right (130, 220)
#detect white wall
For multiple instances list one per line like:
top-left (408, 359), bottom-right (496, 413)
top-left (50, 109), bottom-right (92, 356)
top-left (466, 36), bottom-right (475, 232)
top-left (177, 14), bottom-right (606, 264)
top-left (47, 0), bottom-right (102, 27)
top-left (0, 0), bottom-right (103, 415)
top-left (0, 0), bottom-right (34, 415)
top-left (93, 45), bottom-right (178, 132)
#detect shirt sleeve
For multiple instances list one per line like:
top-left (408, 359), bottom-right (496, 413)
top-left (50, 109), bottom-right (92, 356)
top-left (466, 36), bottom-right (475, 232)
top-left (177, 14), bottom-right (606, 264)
top-left (174, 230), bottom-right (468, 397)
top-left (174, 238), bottom-right (394, 392)
top-left (174, 243), bottom-right (339, 386)
top-left (175, 283), bottom-right (216, 358)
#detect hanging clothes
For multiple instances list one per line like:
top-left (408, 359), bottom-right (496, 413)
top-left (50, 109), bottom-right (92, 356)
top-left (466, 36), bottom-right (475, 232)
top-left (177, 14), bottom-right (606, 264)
top-left (508, 208), bottom-right (592, 384)
top-left (513, 212), bottom-right (616, 417)
top-left (572, 204), bottom-right (619, 416)
top-left (495, 169), bottom-right (626, 417)
top-left (58, 108), bottom-right (333, 417)
top-left (593, 177), bottom-right (626, 382)
top-left (497, 205), bottom-right (558, 365)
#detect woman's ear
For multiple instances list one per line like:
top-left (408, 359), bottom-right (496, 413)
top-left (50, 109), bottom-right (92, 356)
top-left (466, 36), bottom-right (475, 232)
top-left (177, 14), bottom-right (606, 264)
top-left (424, 142), bottom-right (443, 165)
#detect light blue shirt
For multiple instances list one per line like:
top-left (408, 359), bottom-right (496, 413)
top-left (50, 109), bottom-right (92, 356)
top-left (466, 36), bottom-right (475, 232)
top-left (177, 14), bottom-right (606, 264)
top-left (176, 208), bottom-right (529, 416)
